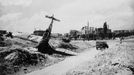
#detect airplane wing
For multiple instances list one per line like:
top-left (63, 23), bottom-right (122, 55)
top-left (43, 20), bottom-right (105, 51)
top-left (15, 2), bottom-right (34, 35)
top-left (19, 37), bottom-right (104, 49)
top-left (45, 15), bottom-right (60, 22)
top-left (45, 15), bottom-right (52, 19)
top-left (53, 18), bottom-right (60, 22)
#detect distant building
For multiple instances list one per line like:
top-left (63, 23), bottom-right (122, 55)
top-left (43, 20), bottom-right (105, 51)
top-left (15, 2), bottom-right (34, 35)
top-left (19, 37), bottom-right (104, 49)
top-left (70, 30), bottom-right (81, 36)
top-left (94, 22), bottom-right (112, 39)
top-left (81, 21), bottom-right (95, 35)
top-left (81, 26), bottom-right (95, 34)
top-left (113, 30), bottom-right (129, 34)
top-left (112, 30), bottom-right (132, 37)
top-left (95, 28), bottom-right (111, 34)
top-left (95, 22), bottom-right (112, 34)
top-left (95, 28), bottom-right (103, 34)
top-left (69, 30), bottom-right (81, 39)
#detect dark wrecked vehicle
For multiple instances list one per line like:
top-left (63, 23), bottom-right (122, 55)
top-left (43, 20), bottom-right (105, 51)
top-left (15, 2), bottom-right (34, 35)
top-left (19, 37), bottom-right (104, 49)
top-left (96, 41), bottom-right (109, 50)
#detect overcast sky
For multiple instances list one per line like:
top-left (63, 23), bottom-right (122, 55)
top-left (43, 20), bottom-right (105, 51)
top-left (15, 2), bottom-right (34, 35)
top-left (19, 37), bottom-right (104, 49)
top-left (0, 0), bottom-right (134, 33)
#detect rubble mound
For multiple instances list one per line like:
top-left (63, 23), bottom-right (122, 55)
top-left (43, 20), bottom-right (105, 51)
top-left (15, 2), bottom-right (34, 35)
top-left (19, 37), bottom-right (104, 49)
top-left (0, 48), bottom-right (53, 75)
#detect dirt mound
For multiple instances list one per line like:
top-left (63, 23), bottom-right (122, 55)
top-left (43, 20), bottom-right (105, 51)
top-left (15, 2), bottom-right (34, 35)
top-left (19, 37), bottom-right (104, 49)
top-left (0, 48), bottom-right (55, 75)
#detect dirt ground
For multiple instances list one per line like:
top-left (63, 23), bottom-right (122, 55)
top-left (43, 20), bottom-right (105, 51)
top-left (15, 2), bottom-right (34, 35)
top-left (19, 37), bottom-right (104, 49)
top-left (1, 34), bottom-right (134, 75)
top-left (0, 36), bottom-right (69, 75)
top-left (66, 39), bottom-right (134, 75)
top-left (26, 38), bottom-right (134, 75)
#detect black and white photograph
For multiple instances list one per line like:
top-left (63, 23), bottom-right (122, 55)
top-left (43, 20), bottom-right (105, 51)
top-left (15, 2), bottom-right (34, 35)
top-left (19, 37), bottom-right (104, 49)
top-left (0, 0), bottom-right (134, 75)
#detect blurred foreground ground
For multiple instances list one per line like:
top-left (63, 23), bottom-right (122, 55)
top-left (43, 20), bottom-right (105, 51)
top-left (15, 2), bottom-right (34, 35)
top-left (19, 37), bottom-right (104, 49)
top-left (66, 39), bottom-right (134, 75)
top-left (0, 34), bottom-right (134, 75)
top-left (27, 38), bottom-right (134, 75)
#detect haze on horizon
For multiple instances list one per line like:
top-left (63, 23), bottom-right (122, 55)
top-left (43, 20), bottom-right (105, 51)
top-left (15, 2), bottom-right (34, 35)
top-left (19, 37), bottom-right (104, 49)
top-left (0, 0), bottom-right (134, 34)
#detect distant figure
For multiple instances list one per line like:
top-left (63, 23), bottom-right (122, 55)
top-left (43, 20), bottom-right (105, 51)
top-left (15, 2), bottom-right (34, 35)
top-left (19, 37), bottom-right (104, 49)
top-left (96, 41), bottom-right (109, 50)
